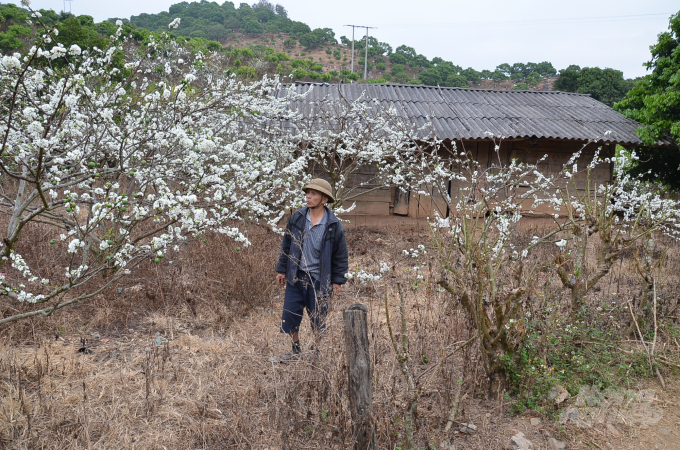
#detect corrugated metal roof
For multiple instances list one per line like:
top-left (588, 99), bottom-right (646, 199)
top-left (280, 82), bottom-right (671, 147)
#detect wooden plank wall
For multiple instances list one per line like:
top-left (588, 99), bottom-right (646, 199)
top-left (335, 163), bottom-right (392, 217)
top-left (333, 139), bottom-right (615, 219)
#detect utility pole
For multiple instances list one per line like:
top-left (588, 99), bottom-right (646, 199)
top-left (344, 25), bottom-right (376, 78)
top-left (364, 27), bottom-right (369, 80)
top-left (344, 25), bottom-right (356, 73)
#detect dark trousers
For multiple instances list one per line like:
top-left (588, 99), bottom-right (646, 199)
top-left (280, 272), bottom-right (328, 335)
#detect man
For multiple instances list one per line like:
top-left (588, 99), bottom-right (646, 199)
top-left (273, 178), bottom-right (348, 362)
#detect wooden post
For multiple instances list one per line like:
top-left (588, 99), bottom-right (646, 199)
top-left (343, 303), bottom-right (376, 450)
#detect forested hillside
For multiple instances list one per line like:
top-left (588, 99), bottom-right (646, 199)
top-left (0, 0), bottom-right (637, 103)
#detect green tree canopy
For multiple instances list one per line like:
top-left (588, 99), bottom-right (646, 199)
top-left (460, 67), bottom-right (481, 83)
top-left (418, 68), bottom-right (441, 86)
top-left (495, 63), bottom-right (511, 76)
top-left (394, 44), bottom-right (416, 60)
top-left (390, 63), bottom-right (405, 75)
top-left (298, 32), bottom-right (320, 48)
top-left (491, 70), bottom-right (508, 82)
top-left (554, 65), bottom-right (633, 106)
top-left (0, 23), bottom-right (31, 53)
top-left (444, 74), bottom-right (468, 88)
top-left (535, 61), bottom-right (557, 77)
top-left (615, 11), bottom-right (680, 190)
top-left (553, 65), bottom-right (581, 92)
top-left (243, 19), bottom-right (263, 34)
top-left (578, 67), bottom-right (634, 106)
top-left (389, 52), bottom-right (407, 65)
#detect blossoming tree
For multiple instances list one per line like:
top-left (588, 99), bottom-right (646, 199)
top-left (289, 92), bottom-right (434, 214)
top-left (549, 149), bottom-right (680, 317)
top-left (0, 14), bottom-right (304, 324)
top-left (423, 141), bottom-right (557, 397)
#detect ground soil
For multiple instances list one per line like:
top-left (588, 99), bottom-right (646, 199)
top-left (2, 297), bottom-right (677, 449)
top-left (1, 225), bottom-right (678, 449)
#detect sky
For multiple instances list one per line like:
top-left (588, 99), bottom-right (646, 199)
top-left (9, 0), bottom-right (679, 78)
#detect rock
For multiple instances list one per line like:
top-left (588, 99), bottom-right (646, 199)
top-left (659, 428), bottom-right (670, 435)
top-left (560, 407), bottom-right (580, 423)
top-left (530, 418), bottom-right (540, 426)
top-left (577, 385), bottom-right (602, 407)
top-left (549, 385), bottom-right (571, 405)
top-left (606, 423), bottom-right (621, 438)
top-left (605, 443), bottom-right (615, 449)
top-left (459, 423), bottom-right (477, 434)
top-left (505, 432), bottom-right (534, 450)
top-left (547, 438), bottom-right (567, 450)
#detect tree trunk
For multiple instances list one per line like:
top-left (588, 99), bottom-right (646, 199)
top-left (403, 401), bottom-right (417, 450)
top-left (570, 284), bottom-right (586, 318)
top-left (480, 338), bottom-right (508, 400)
top-left (488, 371), bottom-right (507, 400)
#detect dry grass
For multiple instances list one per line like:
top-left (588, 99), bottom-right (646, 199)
top-left (1, 223), bottom-right (679, 449)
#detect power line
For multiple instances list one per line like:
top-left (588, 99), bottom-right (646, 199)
top-left (376, 13), bottom-right (672, 29)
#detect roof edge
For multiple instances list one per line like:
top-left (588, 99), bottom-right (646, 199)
top-left (289, 81), bottom-right (592, 96)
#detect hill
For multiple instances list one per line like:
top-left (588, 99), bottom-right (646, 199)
top-left (0, 1), bottom-right (633, 101)
top-left (124, 0), bottom-right (560, 90)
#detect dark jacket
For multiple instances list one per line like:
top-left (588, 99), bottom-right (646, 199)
top-left (276, 206), bottom-right (348, 297)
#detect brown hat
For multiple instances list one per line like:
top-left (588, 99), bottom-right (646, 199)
top-left (303, 178), bottom-right (335, 203)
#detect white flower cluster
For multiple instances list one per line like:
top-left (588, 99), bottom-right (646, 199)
top-left (402, 245), bottom-right (427, 258)
top-left (345, 269), bottom-right (381, 284)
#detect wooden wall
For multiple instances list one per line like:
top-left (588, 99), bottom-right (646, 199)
top-left (339, 139), bottom-right (616, 221)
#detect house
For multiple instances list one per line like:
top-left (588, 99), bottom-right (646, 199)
top-left (283, 82), bottom-right (673, 225)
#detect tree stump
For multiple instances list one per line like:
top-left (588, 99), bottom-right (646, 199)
top-left (343, 303), bottom-right (376, 450)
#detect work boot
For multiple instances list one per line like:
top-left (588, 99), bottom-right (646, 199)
top-left (269, 340), bottom-right (301, 364)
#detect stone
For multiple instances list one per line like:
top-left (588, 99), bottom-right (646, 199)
top-left (581, 385), bottom-right (602, 407)
top-left (530, 418), bottom-right (540, 426)
top-left (606, 423), bottom-right (621, 438)
top-left (505, 432), bottom-right (534, 450)
top-left (659, 428), bottom-right (670, 435)
top-left (459, 423), bottom-right (477, 434)
top-left (560, 407), bottom-right (580, 423)
top-left (547, 438), bottom-right (567, 450)
top-left (549, 385), bottom-right (571, 405)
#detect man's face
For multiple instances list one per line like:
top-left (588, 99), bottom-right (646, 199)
top-left (305, 189), bottom-right (327, 208)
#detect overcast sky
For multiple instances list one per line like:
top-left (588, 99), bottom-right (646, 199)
top-left (10, 0), bottom-right (678, 78)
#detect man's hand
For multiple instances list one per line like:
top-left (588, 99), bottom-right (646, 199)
top-left (276, 273), bottom-right (286, 288)
top-left (333, 283), bottom-right (342, 295)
